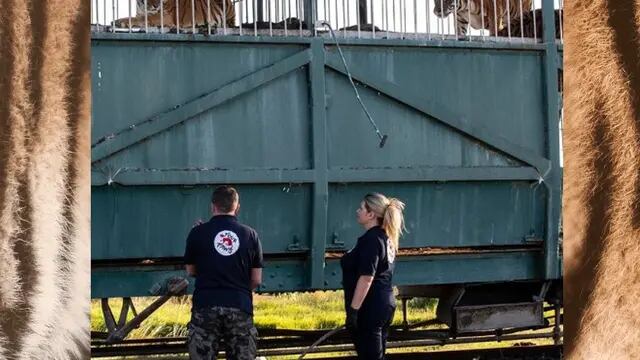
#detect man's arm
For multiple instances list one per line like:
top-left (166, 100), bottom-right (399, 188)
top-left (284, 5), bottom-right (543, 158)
top-left (250, 268), bottom-right (262, 290)
top-left (250, 230), bottom-right (264, 290)
top-left (184, 228), bottom-right (198, 277)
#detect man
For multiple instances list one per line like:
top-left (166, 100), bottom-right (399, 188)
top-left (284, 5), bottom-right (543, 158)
top-left (184, 185), bottom-right (263, 360)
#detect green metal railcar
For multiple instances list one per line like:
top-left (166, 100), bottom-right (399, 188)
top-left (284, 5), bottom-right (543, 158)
top-left (91, 0), bottom-right (562, 336)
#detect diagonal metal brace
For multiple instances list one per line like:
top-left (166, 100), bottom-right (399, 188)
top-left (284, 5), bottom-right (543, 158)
top-left (105, 277), bottom-right (188, 344)
top-left (324, 53), bottom-right (552, 176)
top-left (92, 50), bottom-right (312, 164)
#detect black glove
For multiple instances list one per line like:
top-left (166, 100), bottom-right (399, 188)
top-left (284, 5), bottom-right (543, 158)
top-left (345, 306), bottom-right (359, 331)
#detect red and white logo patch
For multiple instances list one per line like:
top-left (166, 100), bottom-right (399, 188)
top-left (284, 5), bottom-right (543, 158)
top-left (213, 230), bottom-right (240, 256)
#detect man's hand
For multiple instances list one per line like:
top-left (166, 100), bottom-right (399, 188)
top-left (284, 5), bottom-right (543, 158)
top-left (345, 306), bottom-right (359, 331)
top-left (251, 268), bottom-right (262, 290)
top-left (186, 264), bottom-right (197, 277)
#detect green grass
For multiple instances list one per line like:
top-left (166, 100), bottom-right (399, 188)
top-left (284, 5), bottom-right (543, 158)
top-left (91, 291), bottom-right (438, 336)
top-left (92, 292), bottom-right (558, 359)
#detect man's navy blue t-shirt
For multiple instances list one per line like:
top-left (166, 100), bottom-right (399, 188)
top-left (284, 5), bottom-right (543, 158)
top-left (184, 215), bottom-right (263, 315)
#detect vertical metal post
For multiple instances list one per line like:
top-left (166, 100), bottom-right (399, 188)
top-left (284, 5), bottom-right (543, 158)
top-left (223, 0), bottom-right (227, 34)
top-left (207, 0), bottom-right (212, 34)
top-left (254, 0), bottom-right (258, 36)
top-left (532, 0), bottom-right (537, 41)
top-left (467, 0), bottom-right (471, 35)
top-left (492, 0), bottom-right (497, 37)
top-left (402, 0), bottom-right (407, 37)
top-left (145, 0), bottom-right (149, 32)
top-left (176, 0), bottom-right (180, 34)
top-left (559, 0), bottom-right (563, 42)
top-left (481, 0), bottom-right (485, 39)
top-left (356, 0), bottom-right (361, 37)
top-left (506, 0), bottom-right (511, 40)
top-left (309, 39), bottom-right (328, 289)
top-left (160, 0), bottom-right (164, 31)
top-left (313, 0), bottom-right (318, 36)
top-left (453, 0), bottom-right (457, 37)
top-left (426, 0), bottom-right (430, 39)
top-left (358, 0), bottom-right (367, 26)
top-left (542, 0), bottom-right (561, 279)
top-left (284, 0), bottom-right (288, 35)
top-left (269, 0), bottom-right (274, 35)
top-left (440, 0), bottom-right (444, 39)
top-left (128, 0), bottom-right (132, 32)
top-left (384, 0), bottom-right (388, 38)
top-left (413, 0), bottom-right (418, 39)
top-left (112, 0), bottom-right (116, 32)
top-left (299, 0), bottom-right (303, 35)
top-left (323, 0), bottom-right (327, 22)
top-left (553, 299), bottom-right (562, 345)
top-left (402, 298), bottom-right (409, 329)
top-left (372, 0), bottom-right (375, 38)
top-left (94, 0), bottom-right (99, 30)
top-left (258, 0), bottom-right (265, 21)
top-left (192, 0), bottom-right (196, 33)
top-left (240, 0), bottom-right (244, 35)
top-left (519, 0), bottom-right (524, 40)
top-left (392, 0), bottom-right (396, 33)
top-left (345, 0), bottom-right (349, 37)
top-left (335, 0), bottom-right (338, 30)
top-left (246, 0), bottom-right (250, 24)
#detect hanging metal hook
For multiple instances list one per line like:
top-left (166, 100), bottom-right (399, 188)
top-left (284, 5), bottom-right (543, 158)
top-left (316, 20), bottom-right (388, 148)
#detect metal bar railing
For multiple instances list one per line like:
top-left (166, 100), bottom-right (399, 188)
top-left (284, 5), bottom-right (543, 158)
top-left (89, 0), bottom-right (562, 43)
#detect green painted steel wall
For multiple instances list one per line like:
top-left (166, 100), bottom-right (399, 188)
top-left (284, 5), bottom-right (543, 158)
top-left (91, 32), bottom-right (562, 297)
top-left (92, 184), bottom-right (312, 258)
top-left (92, 252), bottom-right (543, 298)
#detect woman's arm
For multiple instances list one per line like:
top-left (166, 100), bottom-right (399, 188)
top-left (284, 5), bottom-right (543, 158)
top-left (350, 275), bottom-right (374, 309)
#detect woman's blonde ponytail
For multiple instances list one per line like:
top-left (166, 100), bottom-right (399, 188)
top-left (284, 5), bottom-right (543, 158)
top-left (363, 193), bottom-right (406, 252)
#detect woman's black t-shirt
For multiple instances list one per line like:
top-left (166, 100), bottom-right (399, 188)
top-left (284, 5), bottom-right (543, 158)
top-left (340, 225), bottom-right (396, 312)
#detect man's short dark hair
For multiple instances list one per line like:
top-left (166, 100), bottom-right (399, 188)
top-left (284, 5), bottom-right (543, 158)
top-left (211, 185), bottom-right (239, 213)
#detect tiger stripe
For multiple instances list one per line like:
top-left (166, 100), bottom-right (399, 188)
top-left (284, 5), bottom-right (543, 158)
top-left (0, 1), bottom-right (90, 359)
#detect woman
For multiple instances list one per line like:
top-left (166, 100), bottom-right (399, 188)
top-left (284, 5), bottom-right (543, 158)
top-left (341, 193), bottom-right (406, 359)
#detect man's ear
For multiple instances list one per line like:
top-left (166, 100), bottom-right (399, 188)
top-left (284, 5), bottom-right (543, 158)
top-left (235, 203), bottom-right (241, 215)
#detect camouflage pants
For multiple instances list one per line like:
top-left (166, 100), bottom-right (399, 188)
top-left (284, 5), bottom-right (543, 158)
top-left (187, 306), bottom-right (258, 360)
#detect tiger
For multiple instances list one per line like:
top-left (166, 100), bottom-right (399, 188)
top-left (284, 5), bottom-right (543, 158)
top-left (114, 0), bottom-right (236, 30)
top-left (433, 0), bottom-right (533, 36)
top-left (497, 8), bottom-right (563, 40)
top-left (0, 0), bottom-right (90, 359)
top-left (563, 1), bottom-right (640, 359)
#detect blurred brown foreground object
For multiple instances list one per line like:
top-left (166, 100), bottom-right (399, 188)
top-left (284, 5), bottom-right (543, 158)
top-left (563, 1), bottom-right (640, 359)
top-left (0, 0), bottom-right (91, 359)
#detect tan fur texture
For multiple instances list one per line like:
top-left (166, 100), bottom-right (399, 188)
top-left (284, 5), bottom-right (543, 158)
top-left (0, 0), bottom-right (90, 359)
top-left (564, 1), bottom-right (640, 359)
top-left (0, 0), bottom-right (30, 313)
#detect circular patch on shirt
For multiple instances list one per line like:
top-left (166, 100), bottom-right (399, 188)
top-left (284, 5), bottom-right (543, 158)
top-left (213, 230), bottom-right (240, 256)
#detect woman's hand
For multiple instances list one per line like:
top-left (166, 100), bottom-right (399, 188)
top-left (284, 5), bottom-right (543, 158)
top-left (346, 306), bottom-right (359, 331)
